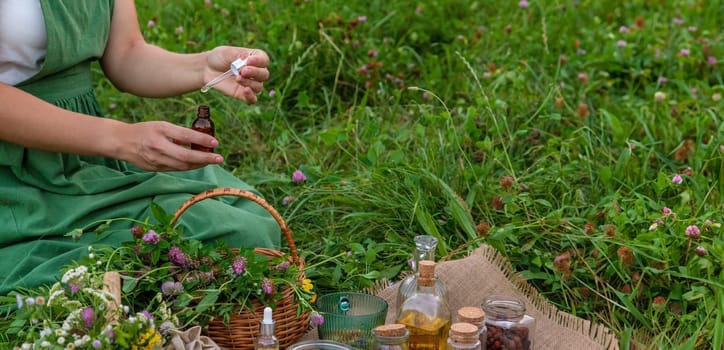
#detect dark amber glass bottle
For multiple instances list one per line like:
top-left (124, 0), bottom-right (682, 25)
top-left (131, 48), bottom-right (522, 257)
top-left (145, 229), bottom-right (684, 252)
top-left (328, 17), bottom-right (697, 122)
top-left (191, 105), bottom-right (215, 152)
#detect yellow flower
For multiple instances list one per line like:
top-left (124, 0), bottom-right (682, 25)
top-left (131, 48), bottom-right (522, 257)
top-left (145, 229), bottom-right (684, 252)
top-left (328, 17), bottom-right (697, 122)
top-left (310, 294), bottom-right (317, 303)
top-left (301, 279), bottom-right (314, 293)
top-left (132, 328), bottom-right (162, 350)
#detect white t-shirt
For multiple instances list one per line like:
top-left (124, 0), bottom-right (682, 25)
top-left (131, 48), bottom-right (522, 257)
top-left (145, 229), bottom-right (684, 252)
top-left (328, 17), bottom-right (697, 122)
top-left (0, 0), bottom-right (47, 85)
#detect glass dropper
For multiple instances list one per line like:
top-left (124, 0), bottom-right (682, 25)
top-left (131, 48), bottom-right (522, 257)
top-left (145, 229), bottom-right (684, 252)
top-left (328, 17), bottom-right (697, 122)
top-left (200, 57), bottom-right (248, 93)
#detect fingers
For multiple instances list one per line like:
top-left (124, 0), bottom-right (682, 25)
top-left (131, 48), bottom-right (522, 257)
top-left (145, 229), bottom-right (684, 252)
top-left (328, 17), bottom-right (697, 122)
top-left (239, 86), bottom-right (258, 104)
top-left (239, 67), bottom-right (269, 85)
top-left (244, 49), bottom-right (269, 68)
top-left (235, 76), bottom-right (265, 93)
top-left (209, 46), bottom-right (270, 103)
top-left (163, 127), bottom-right (223, 163)
top-left (165, 125), bottom-right (219, 149)
top-left (239, 49), bottom-right (269, 86)
top-left (129, 122), bottom-right (224, 172)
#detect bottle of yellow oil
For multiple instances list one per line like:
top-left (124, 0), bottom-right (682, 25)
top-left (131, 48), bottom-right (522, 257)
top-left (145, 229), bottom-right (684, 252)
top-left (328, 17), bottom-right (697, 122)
top-left (396, 260), bottom-right (451, 350)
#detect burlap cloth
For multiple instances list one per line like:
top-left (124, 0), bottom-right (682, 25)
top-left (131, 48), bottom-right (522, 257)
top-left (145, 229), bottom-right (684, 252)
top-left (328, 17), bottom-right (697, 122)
top-left (301, 245), bottom-right (619, 350)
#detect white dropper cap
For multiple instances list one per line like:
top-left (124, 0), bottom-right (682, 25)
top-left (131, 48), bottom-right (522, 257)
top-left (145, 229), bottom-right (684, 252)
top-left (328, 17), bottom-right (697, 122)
top-left (200, 57), bottom-right (249, 93)
top-left (260, 306), bottom-right (275, 336)
top-left (229, 57), bottom-right (248, 77)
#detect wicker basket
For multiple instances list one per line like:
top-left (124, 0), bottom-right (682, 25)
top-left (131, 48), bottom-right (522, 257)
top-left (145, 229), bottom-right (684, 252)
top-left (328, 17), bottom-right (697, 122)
top-left (170, 188), bottom-right (310, 349)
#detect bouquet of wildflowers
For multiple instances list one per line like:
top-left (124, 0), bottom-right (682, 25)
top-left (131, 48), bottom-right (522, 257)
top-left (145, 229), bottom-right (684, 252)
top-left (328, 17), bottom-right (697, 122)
top-left (97, 202), bottom-right (322, 329)
top-left (4, 202), bottom-right (323, 349)
top-left (8, 251), bottom-right (163, 350)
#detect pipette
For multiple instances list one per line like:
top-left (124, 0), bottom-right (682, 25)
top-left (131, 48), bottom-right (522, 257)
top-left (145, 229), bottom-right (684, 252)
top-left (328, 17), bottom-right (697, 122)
top-left (200, 57), bottom-right (248, 93)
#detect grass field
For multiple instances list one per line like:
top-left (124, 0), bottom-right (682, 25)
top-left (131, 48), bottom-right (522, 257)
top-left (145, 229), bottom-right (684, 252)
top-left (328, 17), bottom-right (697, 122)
top-left (13, 0), bottom-right (724, 349)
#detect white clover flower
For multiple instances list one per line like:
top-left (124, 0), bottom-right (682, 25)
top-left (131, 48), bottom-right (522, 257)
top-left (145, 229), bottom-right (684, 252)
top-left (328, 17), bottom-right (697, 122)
top-left (55, 328), bottom-right (66, 336)
top-left (40, 327), bottom-right (52, 338)
top-left (47, 284), bottom-right (66, 306)
top-left (61, 266), bottom-right (88, 283)
top-left (63, 309), bottom-right (82, 331)
top-left (41, 341), bottom-right (51, 347)
top-left (57, 337), bottom-right (65, 345)
top-left (21, 344), bottom-right (32, 350)
top-left (81, 288), bottom-right (113, 304)
top-left (654, 91), bottom-right (666, 102)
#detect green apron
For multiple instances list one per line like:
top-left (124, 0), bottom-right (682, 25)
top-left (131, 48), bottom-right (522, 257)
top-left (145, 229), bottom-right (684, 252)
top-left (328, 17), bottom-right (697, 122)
top-left (0, 0), bottom-right (280, 296)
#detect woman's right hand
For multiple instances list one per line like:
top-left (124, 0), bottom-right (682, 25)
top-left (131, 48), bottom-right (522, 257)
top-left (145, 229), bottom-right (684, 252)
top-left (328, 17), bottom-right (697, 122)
top-left (113, 121), bottom-right (223, 172)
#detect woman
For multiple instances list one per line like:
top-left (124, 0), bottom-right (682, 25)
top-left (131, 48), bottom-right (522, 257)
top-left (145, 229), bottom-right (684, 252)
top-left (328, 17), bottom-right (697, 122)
top-left (0, 0), bottom-right (280, 295)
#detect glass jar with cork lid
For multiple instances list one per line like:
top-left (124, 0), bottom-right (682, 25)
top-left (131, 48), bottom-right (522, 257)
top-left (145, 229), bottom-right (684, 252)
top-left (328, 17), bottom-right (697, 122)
top-left (455, 306), bottom-right (487, 350)
top-left (446, 322), bottom-right (482, 350)
top-left (372, 323), bottom-right (409, 350)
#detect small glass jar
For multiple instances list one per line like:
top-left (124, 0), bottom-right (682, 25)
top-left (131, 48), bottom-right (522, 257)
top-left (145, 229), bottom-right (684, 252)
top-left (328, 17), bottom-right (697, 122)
top-left (455, 307), bottom-right (487, 350)
top-left (482, 296), bottom-right (535, 350)
top-left (447, 322), bottom-right (481, 350)
top-left (373, 324), bottom-right (409, 350)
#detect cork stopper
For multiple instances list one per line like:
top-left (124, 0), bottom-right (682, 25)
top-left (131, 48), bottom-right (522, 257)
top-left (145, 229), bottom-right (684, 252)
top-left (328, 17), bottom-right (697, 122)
top-left (457, 306), bottom-right (485, 326)
top-left (449, 322), bottom-right (480, 343)
top-left (417, 260), bottom-right (436, 287)
top-left (373, 324), bottom-right (408, 338)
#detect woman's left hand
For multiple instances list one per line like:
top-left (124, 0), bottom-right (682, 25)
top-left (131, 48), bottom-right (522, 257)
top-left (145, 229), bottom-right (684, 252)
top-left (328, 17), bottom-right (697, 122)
top-left (205, 46), bottom-right (269, 104)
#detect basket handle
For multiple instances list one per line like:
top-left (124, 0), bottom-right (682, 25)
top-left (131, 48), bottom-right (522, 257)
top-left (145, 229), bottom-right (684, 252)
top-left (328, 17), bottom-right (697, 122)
top-left (170, 187), bottom-right (298, 263)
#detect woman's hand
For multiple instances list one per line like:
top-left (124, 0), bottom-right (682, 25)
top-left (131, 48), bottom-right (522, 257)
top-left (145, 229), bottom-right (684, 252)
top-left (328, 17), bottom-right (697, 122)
top-left (113, 121), bottom-right (224, 172)
top-left (204, 46), bottom-right (270, 104)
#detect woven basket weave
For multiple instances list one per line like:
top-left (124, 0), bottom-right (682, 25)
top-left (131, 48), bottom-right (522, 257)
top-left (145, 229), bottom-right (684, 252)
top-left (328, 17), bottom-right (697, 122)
top-left (170, 188), bottom-right (310, 349)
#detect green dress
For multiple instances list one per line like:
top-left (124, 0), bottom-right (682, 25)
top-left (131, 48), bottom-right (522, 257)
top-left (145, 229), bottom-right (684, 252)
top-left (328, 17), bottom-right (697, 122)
top-left (0, 1), bottom-right (280, 295)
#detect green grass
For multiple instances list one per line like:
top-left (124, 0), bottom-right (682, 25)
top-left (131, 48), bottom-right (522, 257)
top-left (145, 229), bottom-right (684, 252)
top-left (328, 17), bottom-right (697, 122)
top-left (10, 0), bottom-right (723, 348)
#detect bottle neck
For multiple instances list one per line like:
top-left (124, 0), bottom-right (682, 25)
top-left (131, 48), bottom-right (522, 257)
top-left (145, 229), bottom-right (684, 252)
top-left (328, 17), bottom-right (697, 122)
top-left (197, 105), bottom-right (211, 118)
top-left (412, 236), bottom-right (438, 273)
top-left (417, 277), bottom-right (435, 289)
top-left (260, 322), bottom-right (275, 337)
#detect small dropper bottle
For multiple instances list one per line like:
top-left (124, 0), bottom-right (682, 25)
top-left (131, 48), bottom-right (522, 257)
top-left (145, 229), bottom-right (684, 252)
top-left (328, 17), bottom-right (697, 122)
top-left (255, 307), bottom-right (279, 350)
top-left (191, 105), bottom-right (215, 152)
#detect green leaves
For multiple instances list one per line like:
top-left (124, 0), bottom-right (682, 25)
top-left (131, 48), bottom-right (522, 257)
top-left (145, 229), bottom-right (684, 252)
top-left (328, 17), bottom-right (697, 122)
top-left (195, 290), bottom-right (219, 314)
top-left (84, 1), bottom-right (724, 348)
top-left (149, 201), bottom-right (174, 229)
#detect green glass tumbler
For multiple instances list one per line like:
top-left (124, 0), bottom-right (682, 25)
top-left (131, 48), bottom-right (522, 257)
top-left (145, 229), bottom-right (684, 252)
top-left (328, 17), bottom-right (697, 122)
top-left (316, 292), bottom-right (389, 349)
